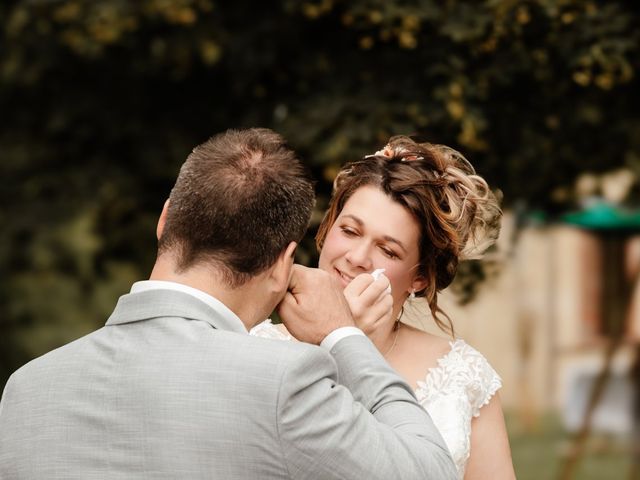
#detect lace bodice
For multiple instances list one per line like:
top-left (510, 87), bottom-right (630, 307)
top-left (414, 339), bottom-right (501, 478)
top-left (249, 321), bottom-right (501, 479)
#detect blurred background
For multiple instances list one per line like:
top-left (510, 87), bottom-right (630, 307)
top-left (1, 1), bottom-right (639, 478)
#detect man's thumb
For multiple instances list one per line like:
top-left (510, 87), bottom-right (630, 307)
top-left (277, 291), bottom-right (298, 324)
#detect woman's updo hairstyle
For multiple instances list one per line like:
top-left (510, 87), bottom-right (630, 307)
top-left (316, 135), bottom-right (502, 336)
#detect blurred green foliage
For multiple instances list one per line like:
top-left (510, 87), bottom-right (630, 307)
top-left (507, 412), bottom-right (630, 479)
top-left (1, 0), bottom-right (639, 388)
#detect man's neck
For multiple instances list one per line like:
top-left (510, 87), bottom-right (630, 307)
top-left (149, 258), bottom-right (268, 331)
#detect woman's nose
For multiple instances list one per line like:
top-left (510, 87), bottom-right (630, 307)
top-left (344, 241), bottom-right (373, 271)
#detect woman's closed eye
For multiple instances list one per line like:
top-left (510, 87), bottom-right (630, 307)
top-left (340, 226), bottom-right (359, 237)
top-left (380, 246), bottom-right (399, 259)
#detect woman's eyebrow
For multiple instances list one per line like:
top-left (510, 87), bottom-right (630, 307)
top-left (342, 214), bottom-right (363, 226)
top-left (342, 214), bottom-right (407, 253)
top-left (381, 235), bottom-right (407, 253)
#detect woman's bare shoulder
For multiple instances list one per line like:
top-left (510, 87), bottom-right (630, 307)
top-left (391, 324), bottom-right (454, 386)
top-left (400, 324), bottom-right (453, 360)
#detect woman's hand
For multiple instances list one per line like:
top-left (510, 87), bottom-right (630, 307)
top-left (343, 272), bottom-right (394, 336)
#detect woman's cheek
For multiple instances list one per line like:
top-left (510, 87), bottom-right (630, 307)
top-left (384, 267), bottom-right (410, 300)
top-left (319, 229), bottom-right (347, 266)
top-left (382, 268), bottom-right (401, 294)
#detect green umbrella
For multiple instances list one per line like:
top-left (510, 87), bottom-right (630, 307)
top-left (562, 201), bottom-right (640, 232)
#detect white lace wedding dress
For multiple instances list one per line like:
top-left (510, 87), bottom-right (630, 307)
top-left (250, 320), bottom-right (501, 479)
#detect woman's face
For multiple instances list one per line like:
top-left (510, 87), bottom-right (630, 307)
top-left (318, 185), bottom-right (425, 308)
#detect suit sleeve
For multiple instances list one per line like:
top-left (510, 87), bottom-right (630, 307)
top-left (275, 335), bottom-right (457, 480)
top-left (0, 377), bottom-right (6, 417)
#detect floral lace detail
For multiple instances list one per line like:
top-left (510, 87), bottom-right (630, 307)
top-left (415, 339), bottom-right (502, 479)
top-left (249, 319), bottom-right (293, 341)
top-left (250, 324), bottom-right (501, 479)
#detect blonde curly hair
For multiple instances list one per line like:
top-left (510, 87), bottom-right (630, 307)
top-left (316, 135), bottom-right (502, 336)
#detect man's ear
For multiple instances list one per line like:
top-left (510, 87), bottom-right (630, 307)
top-left (270, 241), bottom-right (298, 292)
top-left (156, 199), bottom-right (170, 240)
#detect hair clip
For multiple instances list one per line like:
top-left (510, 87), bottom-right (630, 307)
top-left (364, 146), bottom-right (424, 163)
top-left (363, 146), bottom-right (394, 159)
top-left (400, 155), bottom-right (424, 162)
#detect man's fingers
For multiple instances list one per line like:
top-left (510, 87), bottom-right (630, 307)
top-left (286, 264), bottom-right (311, 297)
top-left (286, 264), bottom-right (303, 294)
top-left (278, 266), bottom-right (356, 345)
top-left (277, 291), bottom-right (298, 323)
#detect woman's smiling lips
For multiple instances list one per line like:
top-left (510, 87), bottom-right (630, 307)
top-left (334, 268), bottom-right (354, 287)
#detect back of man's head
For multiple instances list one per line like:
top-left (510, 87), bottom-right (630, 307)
top-left (158, 128), bottom-right (314, 287)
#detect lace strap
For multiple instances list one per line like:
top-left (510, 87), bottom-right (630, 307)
top-left (452, 340), bottom-right (502, 417)
top-left (417, 339), bottom-right (502, 418)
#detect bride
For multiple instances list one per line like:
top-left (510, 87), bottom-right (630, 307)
top-left (252, 135), bottom-right (516, 479)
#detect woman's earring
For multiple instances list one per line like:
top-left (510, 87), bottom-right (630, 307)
top-left (409, 290), bottom-right (416, 300)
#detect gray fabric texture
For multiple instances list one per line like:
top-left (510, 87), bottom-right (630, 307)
top-left (0, 288), bottom-right (455, 479)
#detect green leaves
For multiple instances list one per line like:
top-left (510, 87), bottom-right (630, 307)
top-left (1, 0), bottom-right (639, 386)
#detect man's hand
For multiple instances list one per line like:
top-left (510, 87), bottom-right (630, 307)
top-left (343, 273), bottom-right (394, 336)
top-left (277, 265), bottom-right (355, 345)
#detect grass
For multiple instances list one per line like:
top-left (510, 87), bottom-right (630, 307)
top-left (506, 412), bottom-right (632, 480)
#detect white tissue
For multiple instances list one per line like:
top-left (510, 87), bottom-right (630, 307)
top-left (371, 268), bottom-right (392, 294)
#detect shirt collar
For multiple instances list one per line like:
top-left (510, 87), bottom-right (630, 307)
top-left (130, 280), bottom-right (247, 333)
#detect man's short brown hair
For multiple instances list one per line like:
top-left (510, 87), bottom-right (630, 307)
top-left (158, 128), bottom-right (314, 287)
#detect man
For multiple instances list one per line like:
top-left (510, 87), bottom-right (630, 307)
top-left (0, 128), bottom-right (455, 479)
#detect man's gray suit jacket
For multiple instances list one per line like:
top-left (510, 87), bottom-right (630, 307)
top-left (0, 288), bottom-right (456, 479)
